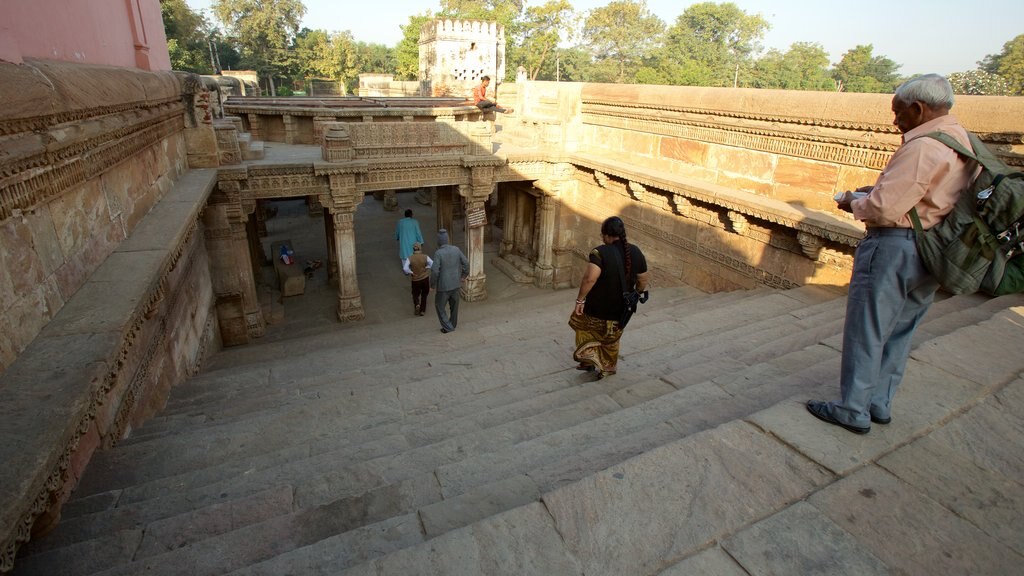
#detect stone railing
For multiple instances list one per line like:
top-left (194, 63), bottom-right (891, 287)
top-left (223, 97), bottom-right (477, 144)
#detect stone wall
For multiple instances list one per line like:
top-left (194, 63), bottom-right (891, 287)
top-left (501, 82), bottom-right (1024, 292)
top-left (0, 59), bottom-right (196, 376)
top-left (0, 58), bottom-right (224, 567)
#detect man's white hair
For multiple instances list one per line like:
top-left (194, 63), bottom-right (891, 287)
top-left (895, 74), bottom-right (955, 109)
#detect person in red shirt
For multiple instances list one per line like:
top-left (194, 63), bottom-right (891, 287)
top-left (470, 75), bottom-right (512, 113)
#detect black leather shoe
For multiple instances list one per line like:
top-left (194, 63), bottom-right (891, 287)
top-left (870, 414), bottom-right (891, 425)
top-left (806, 400), bottom-right (870, 434)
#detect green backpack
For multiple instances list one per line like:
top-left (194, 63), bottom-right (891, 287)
top-left (908, 131), bottom-right (1024, 296)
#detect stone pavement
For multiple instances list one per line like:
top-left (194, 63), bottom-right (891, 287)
top-left (10, 179), bottom-right (1024, 575)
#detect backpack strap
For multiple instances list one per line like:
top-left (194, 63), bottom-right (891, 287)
top-left (925, 130), bottom-right (1007, 177)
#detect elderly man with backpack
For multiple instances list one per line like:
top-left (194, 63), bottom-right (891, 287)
top-left (807, 74), bottom-right (980, 434)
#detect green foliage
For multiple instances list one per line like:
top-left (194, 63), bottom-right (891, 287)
top-left (395, 13), bottom-right (433, 80)
top-left (832, 44), bottom-right (900, 93)
top-left (980, 34), bottom-right (1024, 95)
top-left (661, 2), bottom-right (769, 87)
top-left (948, 69), bottom-right (1012, 96)
top-left (161, 0), bottom-right (215, 73)
top-left (515, 1), bottom-right (575, 81)
top-left (752, 42), bottom-right (834, 90)
top-left (212, 0), bottom-right (307, 92)
top-left (581, 0), bottom-right (665, 83)
top-left (292, 28), bottom-right (359, 84)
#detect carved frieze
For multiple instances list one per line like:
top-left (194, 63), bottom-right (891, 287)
top-left (1, 115), bottom-right (181, 222)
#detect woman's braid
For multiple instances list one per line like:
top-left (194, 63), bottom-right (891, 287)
top-left (621, 234), bottom-right (632, 280)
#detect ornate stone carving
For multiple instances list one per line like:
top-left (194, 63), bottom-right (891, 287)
top-left (797, 231), bottom-right (825, 261)
top-left (727, 211), bottom-right (749, 235)
top-left (594, 171), bottom-right (609, 188)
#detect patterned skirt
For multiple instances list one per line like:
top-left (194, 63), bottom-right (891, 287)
top-left (568, 312), bottom-right (623, 376)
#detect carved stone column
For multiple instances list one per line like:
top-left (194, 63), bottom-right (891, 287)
top-left (246, 113), bottom-right (262, 140)
top-left (461, 189), bottom-right (488, 302)
top-left (205, 176), bottom-right (265, 345)
top-left (323, 173), bottom-right (364, 321)
top-left (332, 211), bottom-right (364, 321)
top-left (532, 189), bottom-right (558, 288)
top-left (230, 216), bottom-right (265, 339)
top-left (500, 188), bottom-right (515, 257)
top-left (283, 114), bottom-right (296, 144)
top-left (382, 189), bottom-right (398, 211)
top-left (324, 211), bottom-right (338, 283)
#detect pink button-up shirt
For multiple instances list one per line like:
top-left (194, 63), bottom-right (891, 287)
top-left (851, 114), bottom-right (978, 229)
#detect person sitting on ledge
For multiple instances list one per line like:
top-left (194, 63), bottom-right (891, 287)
top-left (468, 75), bottom-right (513, 114)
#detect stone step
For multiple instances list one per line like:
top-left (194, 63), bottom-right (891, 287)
top-left (23, 287), bottom-right (1021, 575)
top-left (71, 287), bottom-right (832, 502)
top-left (280, 306), bottom-right (1024, 576)
top-left (39, 286), bottom-right (843, 561)
top-left (48, 387), bottom-right (624, 549)
top-left (123, 286), bottom-right (725, 436)
top-left (15, 485), bottom-right (294, 564)
top-left (97, 287), bottom-right (816, 479)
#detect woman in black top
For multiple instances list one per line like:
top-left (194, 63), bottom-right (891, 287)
top-left (569, 216), bottom-right (649, 378)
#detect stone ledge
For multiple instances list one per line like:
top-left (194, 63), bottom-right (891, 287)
top-left (570, 151), bottom-right (864, 247)
top-left (0, 168), bottom-right (217, 572)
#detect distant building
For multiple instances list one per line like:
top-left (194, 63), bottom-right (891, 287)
top-left (419, 19), bottom-right (505, 98)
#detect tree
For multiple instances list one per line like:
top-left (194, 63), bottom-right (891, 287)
top-left (212, 0), bottom-right (307, 95)
top-left (581, 0), bottom-right (665, 84)
top-left (516, 0), bottom-right (575, 80)
top-left (162, 0), bottom-right (215, 73)
top-left (832, 44), bottom-right (900, 93)
top-left (948, 70), bottom-right (1011, 96)
top-left (661, 2), bottom-right (769, 87)
top-left (979, 34), bottom-right (1024, 95)
top-left (394, 13), bottom-right (433, 81)
top-left (752, 42), bottom-right (833, 90)
top-left (292, 28), bottom-right (360, 92)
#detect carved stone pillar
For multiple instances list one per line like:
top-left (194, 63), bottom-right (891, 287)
top-left (382, 189), bottom-right (398, 211)
top-left (324, 211), bottom-right (338, 283)
top-left (255, 199), bottom-right (268, 237)
top-left (532, 191), bottom-right (558, 288)
top-left (230, 217), bottom-right (265, 339)
top-left (437, 186), bottom-right (454, 233)
top-left (323, 173), bottom-right (364, 321)
top-left (205, 177), bottom-right (265, 345)
top-left (283, 114), bottom-right (296, 144)
top-left (461, 191), bottom-right (488, 302)
top-left (500, 188), bottom-right (515, 257)
top-left (246, 113), bottom-right (262, 141)
top-left (332, 211), bottom-right (364, 321)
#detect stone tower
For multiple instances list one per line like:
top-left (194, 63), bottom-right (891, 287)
top-left (419, 19), bottom-right (505, 98)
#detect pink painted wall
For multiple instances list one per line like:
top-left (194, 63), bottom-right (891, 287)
top-left (0, 0), bottom-right (170, 70)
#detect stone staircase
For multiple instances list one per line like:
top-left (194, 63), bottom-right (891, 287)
top-left (11, 284), bottom-right (1024, 575)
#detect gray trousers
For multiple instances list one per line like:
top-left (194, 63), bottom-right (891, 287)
top-left (435, 288), bottom-right (460, 332)
top-left (831, 228), bottom-right (939, 427)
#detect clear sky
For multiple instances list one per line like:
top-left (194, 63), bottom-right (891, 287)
top-left (185, 0), bottom-right (1023, 76)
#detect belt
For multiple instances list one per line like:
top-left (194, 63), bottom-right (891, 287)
top-left (865, 227), bottom-right (915, 239)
